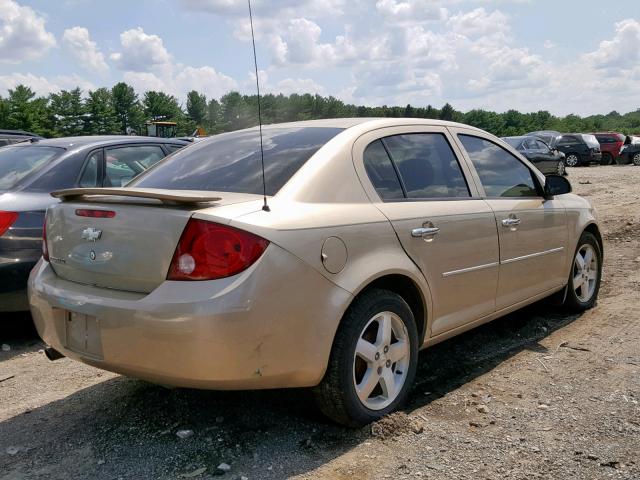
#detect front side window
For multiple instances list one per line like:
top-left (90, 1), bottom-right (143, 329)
top-left (458, 134), bottom-right (539, 198)
top-left (132, 127), bottom-right (343, 195)
top-left (0, 145), bottom-right (64, 190)
top-left (378, 133), bottom-right (470, 199)
top-left (104, 145), bottom-right (166, 187)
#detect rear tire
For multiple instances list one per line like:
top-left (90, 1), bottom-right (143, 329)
top-left (600, 153), bottom-right (612, 166)
top-left (313, 289), bottom-right (419, 427)
top-left (615, 155), bottom-right (629, 165)
top-left (565, 153), bottom-right (580, 167)
top-left (563, 232), bottom-right (602, 312)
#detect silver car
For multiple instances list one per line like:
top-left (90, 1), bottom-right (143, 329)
top-left (29, 119), bottom-right (603, 426)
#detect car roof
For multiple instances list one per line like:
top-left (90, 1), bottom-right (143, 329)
top-left (0, 129), bottom-right (40, 137)
top-left (18, 135), bottom-right (189, 150)
top-left (252, 117), bottom-right (482, 131)
top-left (502, 136), bottom-right (527, 141)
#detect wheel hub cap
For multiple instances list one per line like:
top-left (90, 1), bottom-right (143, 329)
top-left (353, 311), bottom-right (410, 410)
top-left (573, 244), bottom-right (598, 302)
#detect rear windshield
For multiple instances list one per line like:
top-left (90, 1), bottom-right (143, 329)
top-left (0, 145), bottom-right (64, 190)
top-left (131, 127), bottom-right (343, 195)
top-left (581, 134), bottom-right (600, 148)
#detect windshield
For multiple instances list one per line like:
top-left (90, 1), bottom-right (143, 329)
top-left (0, 145), bottom-right (64, 190)
top-left (132, 127), bottom-right (344, 195)
top-left (503, 137), bottom-right (523, 148)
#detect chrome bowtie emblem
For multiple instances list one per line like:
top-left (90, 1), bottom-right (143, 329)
top-left (81, 227), bottom-right (102, 242)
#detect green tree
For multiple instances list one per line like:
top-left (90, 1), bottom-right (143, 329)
top-left (439, 102), bottom-right (455, 121)
top-left (49, 88), bottom-right (86, 137)
top-left (186, 90), bottom-right (207, 127)
top-left (143, 91), bottom-right (182, 121)
top-left (85, 88), bottom-right (119, 134)
top-left (112, 82), bottom-right (142, 134)
top-left (4, 85), bottom-right (50, 134)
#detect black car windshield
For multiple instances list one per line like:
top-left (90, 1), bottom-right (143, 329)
top-left (131, 127), bottom-right (344, 195)
top-left (503, 137), bottom-right (523, 148)
top-left (0, 145), bottom-right (64, 190)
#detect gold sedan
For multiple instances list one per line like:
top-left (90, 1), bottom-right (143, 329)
top-left (29, 118), bottom-right (603, 426)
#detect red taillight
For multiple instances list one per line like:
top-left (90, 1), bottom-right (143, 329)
top-left (167, 219), bottom-right (269, 281)
top-left (42, 220), bottom-right (49, 262)
top-left (75, 209), bottom-right (116, 218)
top-left (0, 211), bottom-right (18, 236)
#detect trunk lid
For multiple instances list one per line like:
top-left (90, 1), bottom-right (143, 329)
top-left (46, 190), bottom-right (262, 293)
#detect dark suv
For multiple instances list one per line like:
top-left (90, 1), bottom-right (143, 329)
top-left (591, 132), bottom-right (626, 165)
top-left (555, 134), bottom-right (602, 167)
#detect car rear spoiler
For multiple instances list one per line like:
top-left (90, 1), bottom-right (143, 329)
top-left (51, 188), bottom-right (222, 205)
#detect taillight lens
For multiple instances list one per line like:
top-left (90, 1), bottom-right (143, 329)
top-left (167, 219), bottom-right (269, 281)
top-left (42, 220), bottom-right (49, 262)
top-left (0, 211), bottom-right (18, 236)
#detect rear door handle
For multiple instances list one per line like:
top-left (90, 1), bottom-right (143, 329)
top-left (411, 227), bottom-right (440, 237)
top-left (501, 216), bottom-right (521, 227)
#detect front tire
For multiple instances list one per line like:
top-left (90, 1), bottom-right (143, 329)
top-left (563, 232), bottom-right (602, 312)
top-left (600, 153), bottom-right (612, 166)
top-left (565, 153), bottom-right (580, 167)
top-left (633, 153), bottom-right (640, 166)
top-left (556, 161), bottom-right (566, 176)
top-left (313, 289), bottom-right (419, 427)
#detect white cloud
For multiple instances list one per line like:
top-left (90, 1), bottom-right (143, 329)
top-left (0, 0), bottom-right (56, 63)
top-left (0, 72), bottom-right (95, 96)
top-left (585, 19), bottom-right (640, 70)
top-left (447, 8), bottom-right (509, 38)
top-left (180, 0), bottom-right (346, 18)
top-left (375, 0), bottom-right (448, 23)
top-left (62, 26), bottom-right (108, 74)
top-left (271, 77), bottom-right (326, 96)
top-left (110, 27), bottom-right (171, 71)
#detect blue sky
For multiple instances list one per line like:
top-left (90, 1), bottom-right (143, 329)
top-left (1, 0), bottom-right (639, 115)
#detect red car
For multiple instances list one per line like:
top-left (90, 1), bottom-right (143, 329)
top-left (591, 132), bottom-right (626, 165)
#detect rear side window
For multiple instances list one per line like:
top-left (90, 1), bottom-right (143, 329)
top-left (380, 133), bottom-right (470, 199)
top-left (557, 135), bottom-right (578, 146)
top-left (0, 145), bottom-right (64, 190)
top-left (458, 134), bottom-right (539, 198)
top-left (79, 150), bottom-right (101, 187)
top-left (132, 127), bottom-right (343, 195)
top-left (363, 140), bottom-right (404, 200)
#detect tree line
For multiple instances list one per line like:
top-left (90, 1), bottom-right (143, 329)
top-left (1, 82), bottom-right (639, 138)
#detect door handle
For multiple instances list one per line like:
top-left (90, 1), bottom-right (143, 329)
top-left (501, 216), bottom-right (521, 227)
top-left (411, 227), bottom-right (440, 237)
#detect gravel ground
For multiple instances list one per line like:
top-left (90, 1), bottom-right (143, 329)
top-left (1, 165), bottom-right (639, 480)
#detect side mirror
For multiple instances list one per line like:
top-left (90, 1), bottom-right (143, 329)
top-left (544, 175), bottom-right (572, 198)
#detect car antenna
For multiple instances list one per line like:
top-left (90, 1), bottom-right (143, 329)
top-left (248, 0), bottom-right (270, 212)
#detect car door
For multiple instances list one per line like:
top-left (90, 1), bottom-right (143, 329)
top-left (353, 126), bottom-right (500, 337)
top-left (533, 139), bottom-right (558, 174)
top-left (452, 128), bottom-right (568, 310)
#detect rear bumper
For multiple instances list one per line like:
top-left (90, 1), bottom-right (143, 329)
top-left (0, 252), bottom-right (39, 312)
top-left (581, 152), bottom-right (602, 164)
top-left (28, 245), bottom-right (352, 390)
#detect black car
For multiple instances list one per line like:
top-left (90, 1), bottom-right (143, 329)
top-left (0, 136), bottom-right (188, 311)
top-left (554, 134), bottom-right (602, 167)
top-left (619, 136), bottom-right (640, 166)
top-left (0, 129), bottom-right (43, 147)
top-left (502, 136), bottom-right (566, 175)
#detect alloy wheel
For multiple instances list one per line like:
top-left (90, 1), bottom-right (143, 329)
top-left (557, 162), bottom-right (566, 175)
top-left (353, 311), bottom-right (410, 410)
top-left (633, 153), bottom-right (640, 166)
top-left (565, 154), bottom-right (579, 167)
top-left (573, 244), bottom-right (598, 303)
